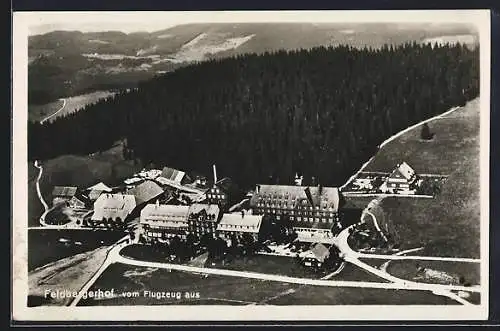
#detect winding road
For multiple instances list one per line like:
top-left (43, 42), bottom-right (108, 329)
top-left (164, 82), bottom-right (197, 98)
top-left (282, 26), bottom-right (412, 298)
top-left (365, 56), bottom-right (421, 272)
top-left (69, 234), bottom-right (480, 307)
top-left (40, 98), bottom-right (66, 124)
top-left (34, 160), bottom-right (49, 213)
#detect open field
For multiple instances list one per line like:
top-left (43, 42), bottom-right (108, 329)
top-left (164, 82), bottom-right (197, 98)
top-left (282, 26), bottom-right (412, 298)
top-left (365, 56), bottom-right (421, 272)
top-left (50, 90), bottom-right (117, 121)
top-left (385, 260), bottom-right (480, 286)
top-left (28, 99), bottom-right (65, 123)
top-left (28, 245), bottom-right (110, 306)
top-left (28, 229), bottom-right (123, 271)
top-left (361, 98), bottom-right (480, 258)
top-left (79, 263), bottom-right (458, 306)
top-left (79, 263), bottom-right (299, 306)
top-left (364, 98), bottom-right (479, 175)
top-left (267, 285), bottom-right (459, 305)
top-left (28, 90), bottom-right (117, 124)
top-left (28, 141), bottom-right (142, 226)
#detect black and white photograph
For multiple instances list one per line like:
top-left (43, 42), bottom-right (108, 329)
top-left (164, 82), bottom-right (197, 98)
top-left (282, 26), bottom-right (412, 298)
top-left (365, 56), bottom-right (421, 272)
top-left (12, 9), bottom-right (490, 321)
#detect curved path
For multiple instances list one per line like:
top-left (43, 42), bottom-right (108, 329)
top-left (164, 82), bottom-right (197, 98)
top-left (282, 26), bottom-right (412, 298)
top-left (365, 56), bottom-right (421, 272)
top-left (34, 160), bottom-right (51, 227)
top-left (68, 233), bottom-right (480, 307)
top-left (363, 210), bottom-right (388, 243)
top-left (341, 105), bottom-right (461, 190)
top-left (334, 224), bottom-right (481, 305)
top-left (34, 161), bottom-right (49, 212)
top-left (40, 98), bottom-right (66, 124)
top-left (380, 247), bottom-right (424, 272)
top-left (69, 235), bottom-right (131, 306)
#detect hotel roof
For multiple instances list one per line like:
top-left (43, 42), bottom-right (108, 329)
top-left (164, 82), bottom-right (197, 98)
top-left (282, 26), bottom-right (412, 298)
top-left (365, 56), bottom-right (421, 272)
top-left (91, 193), bottom-right (136, 221)
top-left (250, 184), bottom-right (340, 212)
top-left (217, 213), bottom-right (263, 233)
top-left (126, 180), bottom-right (165, 205)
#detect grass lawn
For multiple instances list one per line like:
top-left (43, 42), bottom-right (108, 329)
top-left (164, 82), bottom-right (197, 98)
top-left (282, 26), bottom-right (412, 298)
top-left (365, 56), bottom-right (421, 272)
top-left (267, 285), bottom-right (459, 305)
top-left (79, 263), bottom-right (456, 306)
top-left (451, 291), bottom-right (481, 305)
top-left (79, 263), bottom-right (299, 306)
top-left (215, 254), bottom-right (324, 279)
top-left (385, 260), bottom-right (481, 286)
top-left (343, 196), bottom-right (376, 210)
top-left (358, 98), bottom-right (481, 258)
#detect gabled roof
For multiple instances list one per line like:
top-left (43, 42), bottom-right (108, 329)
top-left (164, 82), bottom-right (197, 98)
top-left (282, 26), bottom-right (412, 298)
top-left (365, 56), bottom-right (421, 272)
top-left (88, 189), bottom-right (105, 201)
top-left (126, 180), bottom-right (165, 205)
top-left (160, 167), bottom-right (186, 183)
top-left (91, 193), bottom-right (136, 221)
top-left (71, 192), bottom-right (90, 205)
top-left (217, 213), bottom-right (263, 233)
top-left (140, 203), bottom-right (190, 224)
top-left (310, 243), bottom-right (330, 262)
top-left (52, 186), bottom-right (77, 197)
top-left (250, 185), bottom-right (340, 212)
top-left (389, 161), bottom-right (416, 180)
top-left (188, 203), bottom-right (220, 219)
top-left (87, 182), bottom-right (112, 192)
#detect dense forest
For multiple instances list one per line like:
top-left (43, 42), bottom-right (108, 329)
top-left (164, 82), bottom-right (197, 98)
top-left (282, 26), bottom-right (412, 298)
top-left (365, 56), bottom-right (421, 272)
top-left (28, 42), bottom-right (479, 189)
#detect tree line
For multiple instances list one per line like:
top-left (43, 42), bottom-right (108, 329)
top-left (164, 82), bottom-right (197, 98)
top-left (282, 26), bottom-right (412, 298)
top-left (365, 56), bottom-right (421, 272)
top-left (28, 42), bottom-right (479, 189)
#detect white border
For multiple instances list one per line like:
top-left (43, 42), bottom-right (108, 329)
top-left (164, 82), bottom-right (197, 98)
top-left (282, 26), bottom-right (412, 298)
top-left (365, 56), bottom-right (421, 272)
top-left (12, 10), bottom-right (491, 322)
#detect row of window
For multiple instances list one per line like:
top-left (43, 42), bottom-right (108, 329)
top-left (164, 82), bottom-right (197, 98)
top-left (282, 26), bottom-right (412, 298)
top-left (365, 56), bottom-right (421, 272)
top-left (207, 194), bottom-right (226, 200)
top-left (219, 224), bottom-right (255, 230)
top-left (188, 214), bottom-right (218, 221)
top-left (257, 194), bottom-right (333, 204)
top-left (255, 203), bottom-right (336, 211)
top-left (145, 224), bottom-right (187, 230)
top-left (256, 208), bottom-right (335, 217)
top-left (219, 231), bottom-right (257, 239)
top-left (290, 216), bottom-right (334, 223)
top-left (188, 223), bottom-right (215, 229)
top-left (145, 231), bottom-right (186, 239)
top-left (296, 229), bottom-right (333, 237)
top-left (189, 220), bottom-right (217, 225)
top-left (143, 217), bottom-right (187, 224)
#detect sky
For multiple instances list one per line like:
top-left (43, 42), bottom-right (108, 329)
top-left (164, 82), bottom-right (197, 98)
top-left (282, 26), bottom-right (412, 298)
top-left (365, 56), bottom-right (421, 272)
top-left (18, 10), bottom-right (484, 36)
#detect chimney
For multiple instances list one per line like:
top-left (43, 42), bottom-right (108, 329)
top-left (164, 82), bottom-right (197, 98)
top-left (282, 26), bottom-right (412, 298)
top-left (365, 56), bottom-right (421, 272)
top-left (213, 164), bottom-right (217, 184)
top-left (256, 185), bottom-right (260, 194)
top-left (304, 187), bottom-right (315, 208)
top-left (241, 210), bottom-right (245, 218)
top-left (156, 199), bottom-right (159, 208)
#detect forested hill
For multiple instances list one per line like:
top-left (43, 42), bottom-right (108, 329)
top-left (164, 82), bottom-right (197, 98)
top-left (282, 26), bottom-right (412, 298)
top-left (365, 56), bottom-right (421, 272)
top-left (28, 42), bottom-right (479, 189)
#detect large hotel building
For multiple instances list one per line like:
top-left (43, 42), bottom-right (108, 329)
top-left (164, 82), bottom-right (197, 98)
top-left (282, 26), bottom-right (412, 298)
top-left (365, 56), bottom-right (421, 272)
top-left (249, 184), bottom-right (342, 243)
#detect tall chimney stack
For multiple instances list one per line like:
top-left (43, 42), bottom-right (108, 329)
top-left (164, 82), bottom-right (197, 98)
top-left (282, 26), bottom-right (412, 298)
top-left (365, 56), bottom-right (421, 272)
top-left (213, 164), bottom-right (217, 184)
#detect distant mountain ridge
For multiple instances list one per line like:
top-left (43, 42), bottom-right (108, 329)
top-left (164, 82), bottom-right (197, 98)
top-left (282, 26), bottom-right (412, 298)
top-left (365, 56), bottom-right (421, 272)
top-left (28, 22), bottom-right (478, 105)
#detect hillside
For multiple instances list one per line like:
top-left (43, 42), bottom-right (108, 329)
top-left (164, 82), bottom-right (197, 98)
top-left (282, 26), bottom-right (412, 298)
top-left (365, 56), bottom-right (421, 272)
top-left (28, 22), bottom-right (478, 104)
top-left (28, 142), bottom-right (142, 226)
top-left (361, 98), bottom-right (481, 258)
